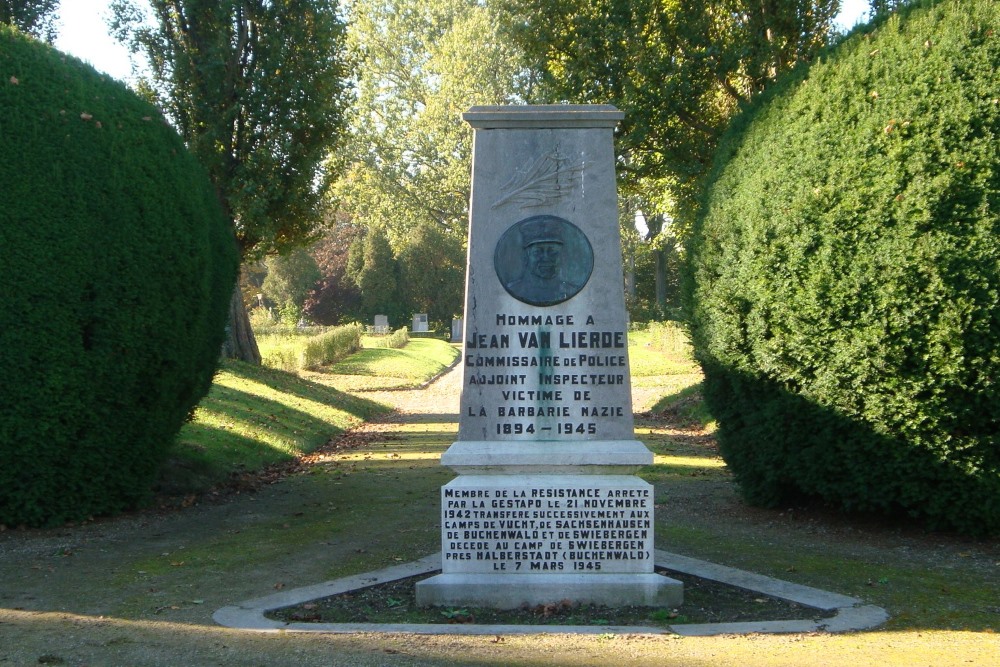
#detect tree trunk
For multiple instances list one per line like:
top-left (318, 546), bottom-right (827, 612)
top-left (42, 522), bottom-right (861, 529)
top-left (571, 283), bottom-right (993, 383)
top-left (654, 236), bottom-right (677, 317)
top-left (625, 250), bottom-right (636, 299)
top-left (654, 247), bottom-right (668, 313)
top-left (221, 281), bottom-right (261, 364)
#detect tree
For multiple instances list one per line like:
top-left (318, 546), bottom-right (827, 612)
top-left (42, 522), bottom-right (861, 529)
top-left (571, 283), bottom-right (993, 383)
top-left (302, 221), bottom-right (362, 325)
top-left (869, 0), bottom-right (911, 19)
top-left (396, 221), bottom-right (465, 327)
top-left (110, 0), bottom-right (352, 362)
top-left (261, 247), bottom-right (322, 323)
top-left (0, 0), bottom-right (59, 42)
top-left (350, 227), bottom-right (402, 325)
top-left (330, 0), bottom-right (529, 249)
top-left (502, 0), bottom-right (841, 235)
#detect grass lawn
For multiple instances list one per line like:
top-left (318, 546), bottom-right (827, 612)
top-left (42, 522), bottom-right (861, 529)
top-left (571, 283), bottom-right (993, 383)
top-left (8, 327), bottom-right (988, 665)
top-left (313, 338), bottom-right (460, 391)
top-left (161, 327), bottom-right (999, 638)
top-left (161, 338), bottom-right (459, 495)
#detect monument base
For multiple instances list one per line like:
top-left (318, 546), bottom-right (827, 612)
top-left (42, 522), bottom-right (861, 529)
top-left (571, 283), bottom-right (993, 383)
top-left (441, 440), bottom-right (652, 474)
top-left (415, 572), bottom-right (683, 609)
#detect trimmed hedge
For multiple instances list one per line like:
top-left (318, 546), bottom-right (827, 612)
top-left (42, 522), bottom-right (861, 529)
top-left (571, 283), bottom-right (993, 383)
top-left (367, 327), bottom-right (410, 350)
top-left (258, 324), bottom-right (363, 371)
top-left (301, 323), bottom-right (364, 369)
top-left (685, 0), bottom-right (1000, 534)
top-left (0, 28), bottom-right (238, 526)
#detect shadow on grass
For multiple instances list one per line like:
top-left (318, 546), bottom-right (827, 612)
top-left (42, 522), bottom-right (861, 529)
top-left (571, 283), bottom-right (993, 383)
top-left (647, 381), bottom-right (712, 428)
top-left (161, 361), bottom-right (389, 496)
top-left (220, 359), bottom-right (386, 417)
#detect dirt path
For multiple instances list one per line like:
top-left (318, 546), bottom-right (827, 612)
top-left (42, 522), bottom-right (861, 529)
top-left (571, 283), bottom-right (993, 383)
top-left (1, 363), bottom-right (997, 666)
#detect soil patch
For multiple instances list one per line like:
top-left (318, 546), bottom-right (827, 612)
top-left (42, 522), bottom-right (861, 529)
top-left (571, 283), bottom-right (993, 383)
top-left (266, 567), bottom-right (831, 628)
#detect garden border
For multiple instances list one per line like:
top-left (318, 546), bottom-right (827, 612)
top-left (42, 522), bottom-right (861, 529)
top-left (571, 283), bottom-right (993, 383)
top-left (213, 550), bottom-right (888, 636)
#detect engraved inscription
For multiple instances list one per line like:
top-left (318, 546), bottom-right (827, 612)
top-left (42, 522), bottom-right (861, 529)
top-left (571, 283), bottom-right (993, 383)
top-left (442, 483), bottom-right (654, 573)
top-left (463, 311), bottom-right (630, 440)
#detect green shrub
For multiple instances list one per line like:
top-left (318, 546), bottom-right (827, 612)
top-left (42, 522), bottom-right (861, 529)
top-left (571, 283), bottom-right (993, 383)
top-left (258, 324), bottom-right (363, 371)
top-left (301, 324), bottom-right (363, 369)
top-left (0, 28), bottom-right (238, 526)
top-left (685, 0), bottom-right (1000, 534)
top-left (367, 327), bottom-right (410, 350)
top-left (258, 330), bottom-right (307, 371)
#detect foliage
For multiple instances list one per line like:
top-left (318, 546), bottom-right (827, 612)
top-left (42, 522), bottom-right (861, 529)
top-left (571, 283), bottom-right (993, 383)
top-left (396, 221), bottom-right (465, 325)
top-left (111, 0), bottom-right (352, 260)
top-left (300, 324), bottom-right (363, 369)
top-left (302, 220), bottom-right (362, 325)
top-left (628, 329), bottom-right (699, 380)
top-left (330, 0), bottom-right (528, 246)
top-left (350, 226), bottom-right (403, 325)
top-left (645, 321), bottom-right (694, 360)
top-left (0, 28), bottom-right (238, 526)
top-left (366, 327), bottom-right (410, 350)
top-left (257, 330), bottom-right (315, 371)
top-left (871, 0), bottom-right (913, 19)
top-left (685, 0), bottom-right (1000, 534)
top-left (258, 323), bottom-right (363, 371)
top-left (110, 0), bottom-right (353, 361)
top-left (502, 0), bottom-right (841, 232)
top-left (325, 338), bottom-right (458, 390)
top-left (0, 0), bottom-right (59, 41)
top-left (248, 305), bottom-right (278, 330)
top-left (261, 247), bottom-right (322, 322)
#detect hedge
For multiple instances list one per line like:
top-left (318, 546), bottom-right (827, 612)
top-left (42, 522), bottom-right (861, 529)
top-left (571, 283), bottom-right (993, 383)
top-left (0, 27), bottom-right (238, 526)
top-left (300, 323), bottom-right (364, 369)
top-left (684, 0), bottom-right (1000, 534)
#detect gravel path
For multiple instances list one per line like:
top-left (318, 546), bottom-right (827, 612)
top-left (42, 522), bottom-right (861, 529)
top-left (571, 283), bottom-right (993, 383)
top-left (365, 360), bottom-right (463, 418)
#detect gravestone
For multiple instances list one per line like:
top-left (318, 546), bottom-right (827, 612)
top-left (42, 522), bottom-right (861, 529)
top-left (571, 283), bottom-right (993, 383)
top-left (412, 313), bottom-right (429, 333)
top-left (373, 314), bottom-right (389, 335)
top-left (451, 318), bottom-right (463, 343)
top-left (416, 105), bottom-right (682, 609)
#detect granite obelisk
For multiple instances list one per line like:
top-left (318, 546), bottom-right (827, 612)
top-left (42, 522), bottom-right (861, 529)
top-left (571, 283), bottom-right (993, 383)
top-left (416, 105), bottom-right (682, 608)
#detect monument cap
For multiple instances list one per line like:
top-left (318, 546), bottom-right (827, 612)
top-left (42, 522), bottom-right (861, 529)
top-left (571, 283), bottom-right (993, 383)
top-left (520, 216), bottom-right (564, 247)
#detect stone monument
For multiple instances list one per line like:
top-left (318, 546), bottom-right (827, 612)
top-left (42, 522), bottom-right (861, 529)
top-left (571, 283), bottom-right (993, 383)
top-left (416, 105), bottom-right (682, 609)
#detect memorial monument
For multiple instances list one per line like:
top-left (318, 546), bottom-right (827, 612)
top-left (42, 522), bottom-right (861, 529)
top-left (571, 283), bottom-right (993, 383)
top-left (416, 105), bottom-right (682, 609)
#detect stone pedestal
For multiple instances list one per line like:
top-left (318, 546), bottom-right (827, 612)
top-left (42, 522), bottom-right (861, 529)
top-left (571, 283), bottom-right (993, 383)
top-left (416, 105), bottom-right (681, 609)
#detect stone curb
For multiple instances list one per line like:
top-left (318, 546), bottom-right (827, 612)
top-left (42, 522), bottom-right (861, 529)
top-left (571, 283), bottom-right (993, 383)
top-left (213, 551), bottom-right (888, 636)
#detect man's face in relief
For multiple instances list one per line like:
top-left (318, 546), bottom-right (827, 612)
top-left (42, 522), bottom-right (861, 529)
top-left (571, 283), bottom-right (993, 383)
top-left (528, 241), bottom-right (562, 280)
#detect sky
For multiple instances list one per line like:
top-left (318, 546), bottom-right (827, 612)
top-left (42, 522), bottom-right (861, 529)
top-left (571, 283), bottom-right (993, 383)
top-left (55, 0), bottom-right (874, 83)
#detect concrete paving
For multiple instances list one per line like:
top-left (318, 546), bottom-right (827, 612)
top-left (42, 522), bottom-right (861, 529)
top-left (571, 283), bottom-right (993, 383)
top-left (213, 550), bottom-right (888, 636)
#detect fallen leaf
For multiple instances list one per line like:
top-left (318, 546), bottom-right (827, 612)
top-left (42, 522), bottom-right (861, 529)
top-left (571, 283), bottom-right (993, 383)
top-left (8, 76), bottom-right (18, 85)
top-left (80, 112), bottom-right (93, 121)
